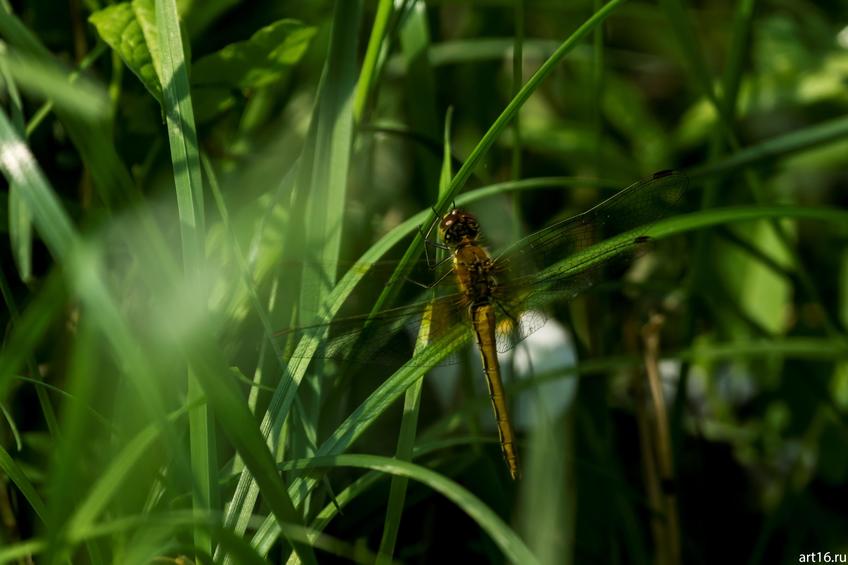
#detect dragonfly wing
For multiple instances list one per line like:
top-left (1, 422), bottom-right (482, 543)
top-left (492, 304), bottom-right (548, 354)
top-left (489, 170), bottom-right (685, 352)
top-left (494, 170), bottom-right (688, 276)
top-left (497, 233), bottom-right (654, 317)
top-left (275, 292), bottom-right (471, 368)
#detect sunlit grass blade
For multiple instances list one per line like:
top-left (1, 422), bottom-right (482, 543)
top-left (0, 47), bottom-right (109, 121)
top-left (223, 2), bottom-right (363, 558)
top-left (0, 109), bottom-right (76, 255)
top-left (354, 0), bottom-right (392, 120)
top-left (154, 0), bottom-right (215, 556)
top-left (288, 0), bottom-right (362, 497)
top-left (0, 53), bottom-right (31, 283)
top-left (0, 3), bottom-right (136, 206)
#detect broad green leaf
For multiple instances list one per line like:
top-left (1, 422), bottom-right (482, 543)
top-left (89, 0), bottom-right (163, 101)
top-left (191, 19), bottom-right (315, 89)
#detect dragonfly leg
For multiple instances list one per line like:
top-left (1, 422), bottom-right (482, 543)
top-left (406, 266), bottom-right (453, 289)
top-left (418, 220), bottom-right (450, 269)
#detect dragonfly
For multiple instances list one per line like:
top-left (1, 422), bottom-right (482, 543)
top-left (276, 170), bottom-right (689, 480)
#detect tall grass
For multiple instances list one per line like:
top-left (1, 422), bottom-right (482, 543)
top-left (1, 1), bottom-right (848, 564)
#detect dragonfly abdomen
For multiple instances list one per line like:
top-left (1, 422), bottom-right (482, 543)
top-left (471, 303), bottom-right (521, 480)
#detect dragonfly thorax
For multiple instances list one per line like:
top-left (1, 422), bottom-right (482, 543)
top-left (439, 209), bottom-right (481, 247)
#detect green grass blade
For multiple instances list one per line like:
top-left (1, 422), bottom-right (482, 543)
top-left (720, 0), bottom-right (757, 116)
top-left (65, 403), bottom-right (196, 539)
top-left (154, 0), bottom-right (215, 557)
top-left (293, 0), bottom-right (361, 451)
top-left (398, 1), bottom-right (440, 200)
top-left (0, 52), bottom-right (31, 283)
top-left (376, 107), bottom-right (455, 565)
top-left (0, 108), bottom-right (75, 257)
top-left (7, 184), bottom-right (31, 281)
top-left (155, 0), bottom-right (204, 264)
top-left (0, 270), bottom-right (65, 404)
top-left (42, 318), bottom-right (98, 563)
top-left (223, 3), bottom-right (363, 557)
top-left (539, 205), bottom-right (848, 281)
top-left (354, 0), bottom-right (392, 120)
top-left (0, 444), bottom-right (47, 525)
top-left (657, 0), bottom-right (723, 117)
top-left (180, 338), bottom-right (318, 565)
top-left (290, 454), bottom-right (541, 565)
top-left (0, 3), bottom-right (137, 206)
top-left (0, 48), bottom-right (109, 121)
top-left (690, 115), bottom-right (848, 179)
top-left (251, 324), bottom-right (470, 555)
top-left (512, 0), bottom-right (525, 179)
top-left (297, 0), bottom-right (361, 313)
top-left (442, 0), bottom-right (625, 201)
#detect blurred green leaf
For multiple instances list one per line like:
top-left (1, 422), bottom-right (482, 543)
top-left (192, 19), bottom-right (315, 89)
top-left (0, 48), bottom-right (110, 120)
top-left (193, 86), bottom-right (238, 122)
top-left (715, 221), bottom-right (793, 336)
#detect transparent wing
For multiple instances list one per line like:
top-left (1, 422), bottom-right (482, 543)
top-left (495, 170), bottom-right (689, 276)
top-left (275, 171), bottom-right (690, 367)
top-left (275, 290), bottom-right (473, 368)
top-left (492, 305), bottom-right (548, 354)
top-left (487, 170), bottom-right (689, 350)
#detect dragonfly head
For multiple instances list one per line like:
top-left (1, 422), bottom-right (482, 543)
top-left (439, 209), bottom-right (480, 246)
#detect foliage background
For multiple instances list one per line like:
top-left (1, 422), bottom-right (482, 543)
top-left (1, 0), bottom-right (847, 563)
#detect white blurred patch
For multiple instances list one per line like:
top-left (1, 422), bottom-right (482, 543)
top-left (838, 25), bottom-right (848, 49)
top-left (0, 140), bottom-right (32, 181)
top-left (508, 313), bottom-right (578, 429)
top-left (429, 311), bottom-right (578, 431)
